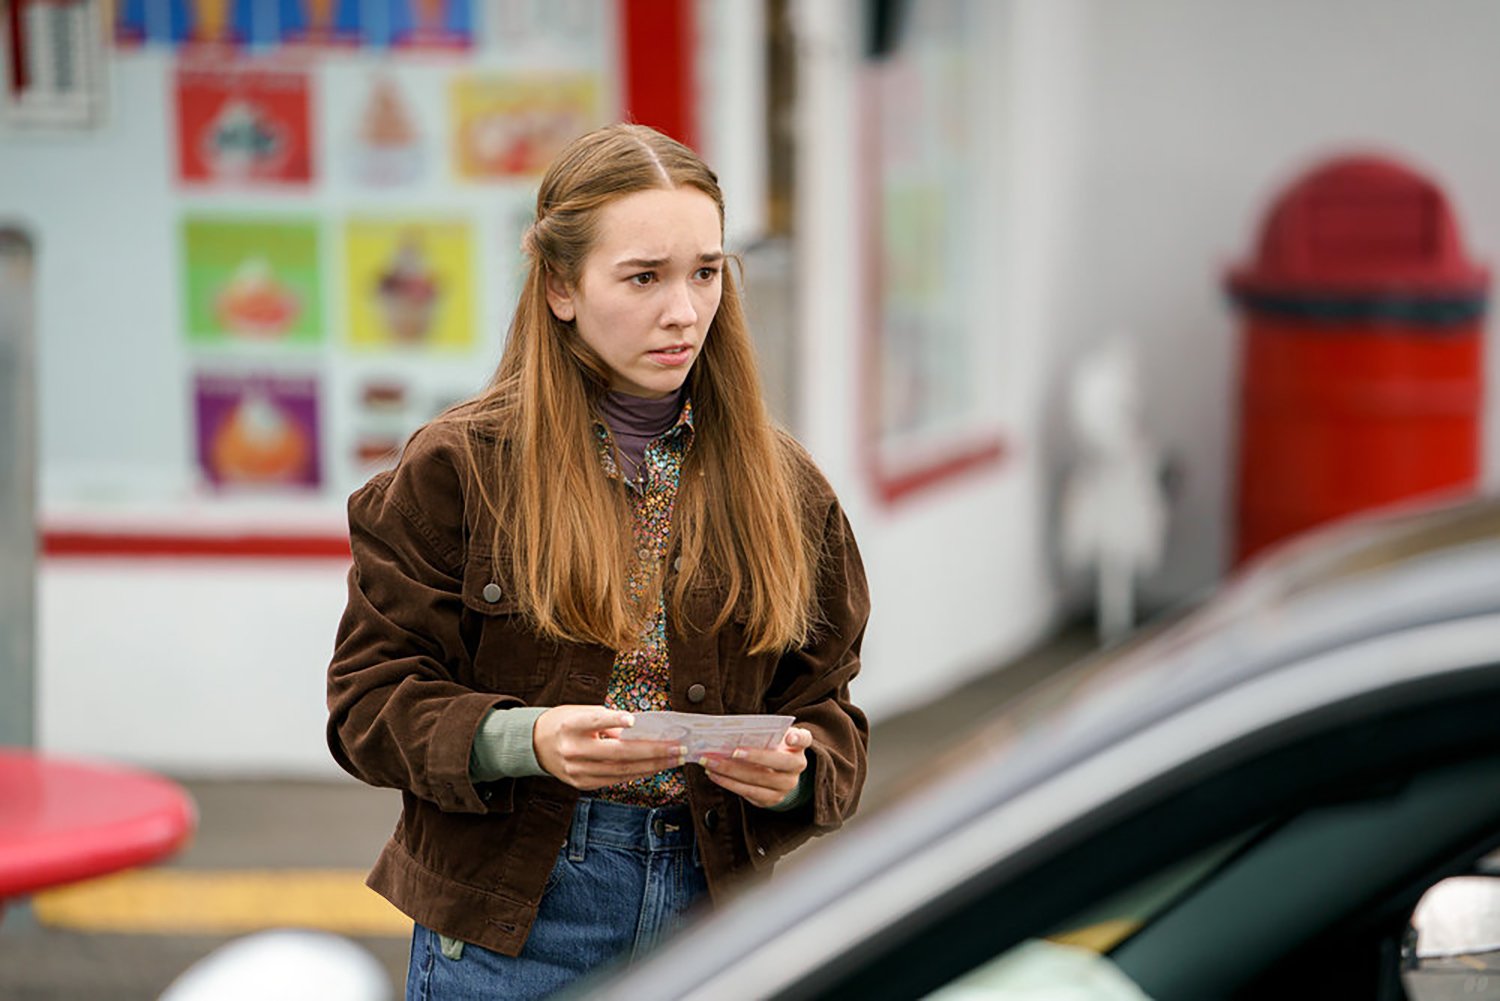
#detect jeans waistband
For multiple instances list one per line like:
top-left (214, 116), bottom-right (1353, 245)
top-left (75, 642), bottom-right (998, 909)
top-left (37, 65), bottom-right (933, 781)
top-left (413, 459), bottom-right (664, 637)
top-left (568, 798), bottom-right (695, 854)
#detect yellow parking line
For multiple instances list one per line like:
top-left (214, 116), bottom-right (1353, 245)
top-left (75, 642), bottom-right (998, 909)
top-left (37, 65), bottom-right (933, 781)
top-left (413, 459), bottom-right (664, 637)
top-left (31, 869), bottom-right (410, 937)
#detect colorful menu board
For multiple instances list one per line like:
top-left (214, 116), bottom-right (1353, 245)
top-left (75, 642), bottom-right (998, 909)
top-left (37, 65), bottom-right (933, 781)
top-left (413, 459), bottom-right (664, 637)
top-left (181, 217), bottom-right (323, 344)
top-left (343, 218), bottom-right (475, 349)
top-left (116, 0), bottom-right (474, 51)
top-left (451, 73), bottom-right (601, 179)
top-left (195, 372), bottom-right (322, 489)
top-left (103, 0), bottom-right (619, 502)
top-left (176, 65), bottom-right (314, 186)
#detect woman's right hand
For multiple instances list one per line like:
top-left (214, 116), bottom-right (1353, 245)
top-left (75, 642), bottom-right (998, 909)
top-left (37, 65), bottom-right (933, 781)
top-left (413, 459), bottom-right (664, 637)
top-left (532, 706), bottom-right (686, 790)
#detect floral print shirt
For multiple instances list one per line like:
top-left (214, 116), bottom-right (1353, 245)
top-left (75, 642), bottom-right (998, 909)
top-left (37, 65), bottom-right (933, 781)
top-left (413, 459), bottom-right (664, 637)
top-left (592, 399), bottom-right (694, 806)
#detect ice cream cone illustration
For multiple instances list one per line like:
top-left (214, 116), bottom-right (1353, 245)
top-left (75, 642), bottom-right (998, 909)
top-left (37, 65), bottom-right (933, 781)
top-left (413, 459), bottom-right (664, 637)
top-left (355, 75), bottom-right (421, 185)
top-left (416, 0), bottom-right (443, 31)
top-left (195, 0), bottom-right (231, 42)
top-left (307, 0), bottom-right (335, 31)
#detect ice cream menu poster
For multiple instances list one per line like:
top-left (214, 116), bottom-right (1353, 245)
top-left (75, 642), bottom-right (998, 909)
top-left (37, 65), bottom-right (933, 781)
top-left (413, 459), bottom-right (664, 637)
top-left (344, 219), bottom-right (474, 349)
top-left (176, 65), bottom-right (313, 186)
top-left (182, 218), bottom-right (323, 344)
top-left (195, 373), bottom-right (322, 489)
top-left (451, 73), bottom-right (601, 179)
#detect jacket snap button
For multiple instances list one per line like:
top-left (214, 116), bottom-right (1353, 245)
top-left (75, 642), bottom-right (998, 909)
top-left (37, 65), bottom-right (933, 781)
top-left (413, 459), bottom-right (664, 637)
top-left (482, 582), bottom-right (502, 603)
top-left (687, 683), bottom-right (706, 704)
top-left (703, 808), bottom-right (719, 832)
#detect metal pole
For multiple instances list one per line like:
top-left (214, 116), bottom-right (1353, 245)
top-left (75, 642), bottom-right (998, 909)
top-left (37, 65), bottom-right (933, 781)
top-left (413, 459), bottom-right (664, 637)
top-left (0, 226), bottom-right (36, 748)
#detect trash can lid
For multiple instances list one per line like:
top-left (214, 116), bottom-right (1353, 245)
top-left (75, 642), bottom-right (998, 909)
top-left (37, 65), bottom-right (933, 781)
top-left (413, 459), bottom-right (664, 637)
top-left (1227, 155), bottom-right (1489, 304)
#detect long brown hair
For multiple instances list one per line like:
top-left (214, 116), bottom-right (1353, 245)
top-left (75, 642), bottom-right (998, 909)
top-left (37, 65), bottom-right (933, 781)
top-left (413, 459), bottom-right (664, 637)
top-left (445, 123), bottom-right (817, 655)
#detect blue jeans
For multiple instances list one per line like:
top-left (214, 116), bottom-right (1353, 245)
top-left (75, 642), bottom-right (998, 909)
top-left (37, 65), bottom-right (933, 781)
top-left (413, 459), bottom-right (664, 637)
top-left (406, 798), bottom-right (708, 1000)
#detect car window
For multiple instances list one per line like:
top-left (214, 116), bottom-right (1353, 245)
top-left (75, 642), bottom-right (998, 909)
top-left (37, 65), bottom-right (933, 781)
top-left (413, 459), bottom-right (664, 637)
top-left (924, 939), bottom-right (1152, 1001)
top-left (1047, 830), bottom-right (1260, 952)
top-left (923, 832), bottom-right (1257, 1001)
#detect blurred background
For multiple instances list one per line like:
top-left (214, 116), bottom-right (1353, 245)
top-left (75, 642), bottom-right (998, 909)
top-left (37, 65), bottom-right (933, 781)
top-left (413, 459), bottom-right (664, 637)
top-left (3, 0), bottom-right (1500, 997)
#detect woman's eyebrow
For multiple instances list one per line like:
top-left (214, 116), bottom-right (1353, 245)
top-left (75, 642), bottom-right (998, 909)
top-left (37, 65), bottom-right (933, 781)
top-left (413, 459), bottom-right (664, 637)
top-left (613, 251), bottom-right (724, 270)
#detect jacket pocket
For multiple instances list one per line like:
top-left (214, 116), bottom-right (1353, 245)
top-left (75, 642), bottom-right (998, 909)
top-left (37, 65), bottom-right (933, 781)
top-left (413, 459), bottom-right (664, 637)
top-left (460, 555), bottom-right (556, 694)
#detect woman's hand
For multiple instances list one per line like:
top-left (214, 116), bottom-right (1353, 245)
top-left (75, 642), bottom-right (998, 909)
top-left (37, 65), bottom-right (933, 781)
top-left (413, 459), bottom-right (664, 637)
top-left (699, 727), bottom-right (813, 808)
top-left (533, 706), bottom-right (686, 790)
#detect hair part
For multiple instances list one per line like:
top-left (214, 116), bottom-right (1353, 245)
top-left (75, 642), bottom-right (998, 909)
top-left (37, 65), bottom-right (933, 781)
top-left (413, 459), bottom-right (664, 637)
top-left (442, 123), bottom-right (817, 654)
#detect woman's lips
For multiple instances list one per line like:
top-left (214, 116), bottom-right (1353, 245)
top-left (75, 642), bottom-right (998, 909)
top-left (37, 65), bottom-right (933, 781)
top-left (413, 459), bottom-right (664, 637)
top-left (648, 345), bottom-right (693, 366)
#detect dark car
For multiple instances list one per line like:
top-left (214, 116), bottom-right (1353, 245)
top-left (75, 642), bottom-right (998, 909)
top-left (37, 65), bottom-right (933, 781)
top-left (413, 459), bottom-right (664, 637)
top-left (586, 496), bottom-right (1500, 1000)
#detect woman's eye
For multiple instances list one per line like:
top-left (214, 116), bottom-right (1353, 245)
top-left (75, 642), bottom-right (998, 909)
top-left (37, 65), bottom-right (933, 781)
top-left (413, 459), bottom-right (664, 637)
top-left (629, 272), bottom-right (655, 286)
top-left (695, 267), bottom-right (720, 282)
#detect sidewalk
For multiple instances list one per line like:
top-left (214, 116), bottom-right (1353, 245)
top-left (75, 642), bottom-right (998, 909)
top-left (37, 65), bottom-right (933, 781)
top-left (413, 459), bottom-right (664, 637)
top-left (0, 627), bottom-right (1094, 1000)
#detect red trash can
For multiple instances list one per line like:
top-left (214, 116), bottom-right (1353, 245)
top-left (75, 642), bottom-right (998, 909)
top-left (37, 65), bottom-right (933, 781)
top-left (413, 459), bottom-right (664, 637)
top-left (1227, 154), bottom-right (1488, 565)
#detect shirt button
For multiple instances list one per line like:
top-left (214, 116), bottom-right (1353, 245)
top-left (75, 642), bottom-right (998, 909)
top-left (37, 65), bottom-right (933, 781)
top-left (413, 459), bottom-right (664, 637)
top-left (687, 684), bottom-right (706, 704)
top-left (482, 582), bottom-right (502, 603)
top-left (638, 696), bottom-right (652, 710)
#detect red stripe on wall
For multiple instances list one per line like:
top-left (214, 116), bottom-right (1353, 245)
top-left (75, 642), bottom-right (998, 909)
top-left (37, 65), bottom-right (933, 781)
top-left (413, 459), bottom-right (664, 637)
top-left (618, 0), bottom-right (697, 149)
top-left (41, 531), bottom-right (351, 560)
top-left (8, 0), bottom-right (28, 95)
top-left (871, 443), bottom-right (1009, 505)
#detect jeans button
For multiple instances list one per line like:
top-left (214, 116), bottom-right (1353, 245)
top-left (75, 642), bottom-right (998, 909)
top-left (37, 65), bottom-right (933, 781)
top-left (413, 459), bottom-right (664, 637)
top-left (687, 683), bottom-right (706, 704)
top-left (653, 817), bottom-right (665, 837)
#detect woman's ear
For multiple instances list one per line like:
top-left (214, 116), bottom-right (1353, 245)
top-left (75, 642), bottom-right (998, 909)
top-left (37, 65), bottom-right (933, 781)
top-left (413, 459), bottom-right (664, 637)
top-left (544, 271), bottom-right (576, 322)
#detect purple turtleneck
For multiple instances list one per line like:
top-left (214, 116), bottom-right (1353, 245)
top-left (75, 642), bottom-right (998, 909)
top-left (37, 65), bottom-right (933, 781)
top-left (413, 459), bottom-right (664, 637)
top-left (597, 387), bottom-right (685, 485)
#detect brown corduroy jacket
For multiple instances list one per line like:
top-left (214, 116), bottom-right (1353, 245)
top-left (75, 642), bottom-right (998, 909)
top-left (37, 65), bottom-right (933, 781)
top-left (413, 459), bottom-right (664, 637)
top-left (326, 420), bottom-right (870, 956)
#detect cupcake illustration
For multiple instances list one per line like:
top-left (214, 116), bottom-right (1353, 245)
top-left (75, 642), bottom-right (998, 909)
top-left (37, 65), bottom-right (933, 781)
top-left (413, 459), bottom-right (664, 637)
top-left (215, 257), bottom-right (300, 337)
top-left (209, 390), bottom-right (312, 484)
top-left (375, 232), bottom-right (439, 342)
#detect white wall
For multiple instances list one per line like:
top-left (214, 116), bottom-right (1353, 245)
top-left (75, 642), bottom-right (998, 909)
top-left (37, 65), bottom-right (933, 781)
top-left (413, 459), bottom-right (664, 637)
top-left (790, 0), bottom-right (1083, 719)
top-left (791, 0), bottom-right (1500, 715)
top-left (39, 560), bottom-right (349, 775)
top-left (1052, 0), bottom-right (1500, 605)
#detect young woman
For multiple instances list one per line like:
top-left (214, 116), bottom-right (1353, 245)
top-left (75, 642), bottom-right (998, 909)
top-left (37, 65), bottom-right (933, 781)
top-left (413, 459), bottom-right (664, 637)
top-left (327, 123), bottom-right (869, 1000)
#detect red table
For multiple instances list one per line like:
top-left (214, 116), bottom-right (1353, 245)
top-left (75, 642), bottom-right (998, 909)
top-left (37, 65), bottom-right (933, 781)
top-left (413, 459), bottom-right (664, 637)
top-left (0, 749), bottom-right (197, 902)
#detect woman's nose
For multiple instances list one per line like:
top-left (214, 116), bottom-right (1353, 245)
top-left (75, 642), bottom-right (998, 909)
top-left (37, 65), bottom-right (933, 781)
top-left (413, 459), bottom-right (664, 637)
top-left (660, 281), bottom-right (698, 327)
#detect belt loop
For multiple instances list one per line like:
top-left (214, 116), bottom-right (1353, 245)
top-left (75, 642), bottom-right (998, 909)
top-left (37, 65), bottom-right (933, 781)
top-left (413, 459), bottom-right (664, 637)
top-left (569, 798), bottom-right (589, 863)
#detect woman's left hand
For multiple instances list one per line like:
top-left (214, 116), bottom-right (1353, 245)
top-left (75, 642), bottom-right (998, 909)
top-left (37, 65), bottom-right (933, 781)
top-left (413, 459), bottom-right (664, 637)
top-left (699, 727), bottom-right (813, 808)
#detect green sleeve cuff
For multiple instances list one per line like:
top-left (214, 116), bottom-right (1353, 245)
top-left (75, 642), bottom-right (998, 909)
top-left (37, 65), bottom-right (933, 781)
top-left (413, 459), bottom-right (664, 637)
top-left (469, 707), bottom-right (550, 781)
top-left (766, 767), bottom-right (812, 812)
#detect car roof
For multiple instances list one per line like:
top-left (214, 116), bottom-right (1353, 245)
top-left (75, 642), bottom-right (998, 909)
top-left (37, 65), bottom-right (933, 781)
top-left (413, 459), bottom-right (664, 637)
top-left (589, 494), bottom-right (1500, 1000)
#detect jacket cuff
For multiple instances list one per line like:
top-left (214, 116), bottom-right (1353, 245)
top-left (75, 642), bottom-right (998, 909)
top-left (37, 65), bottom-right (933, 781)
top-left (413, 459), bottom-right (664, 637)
top-left (764, 768), bottom-right (812, 812)
top-left (469, 707), bottom-right (550, 781)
